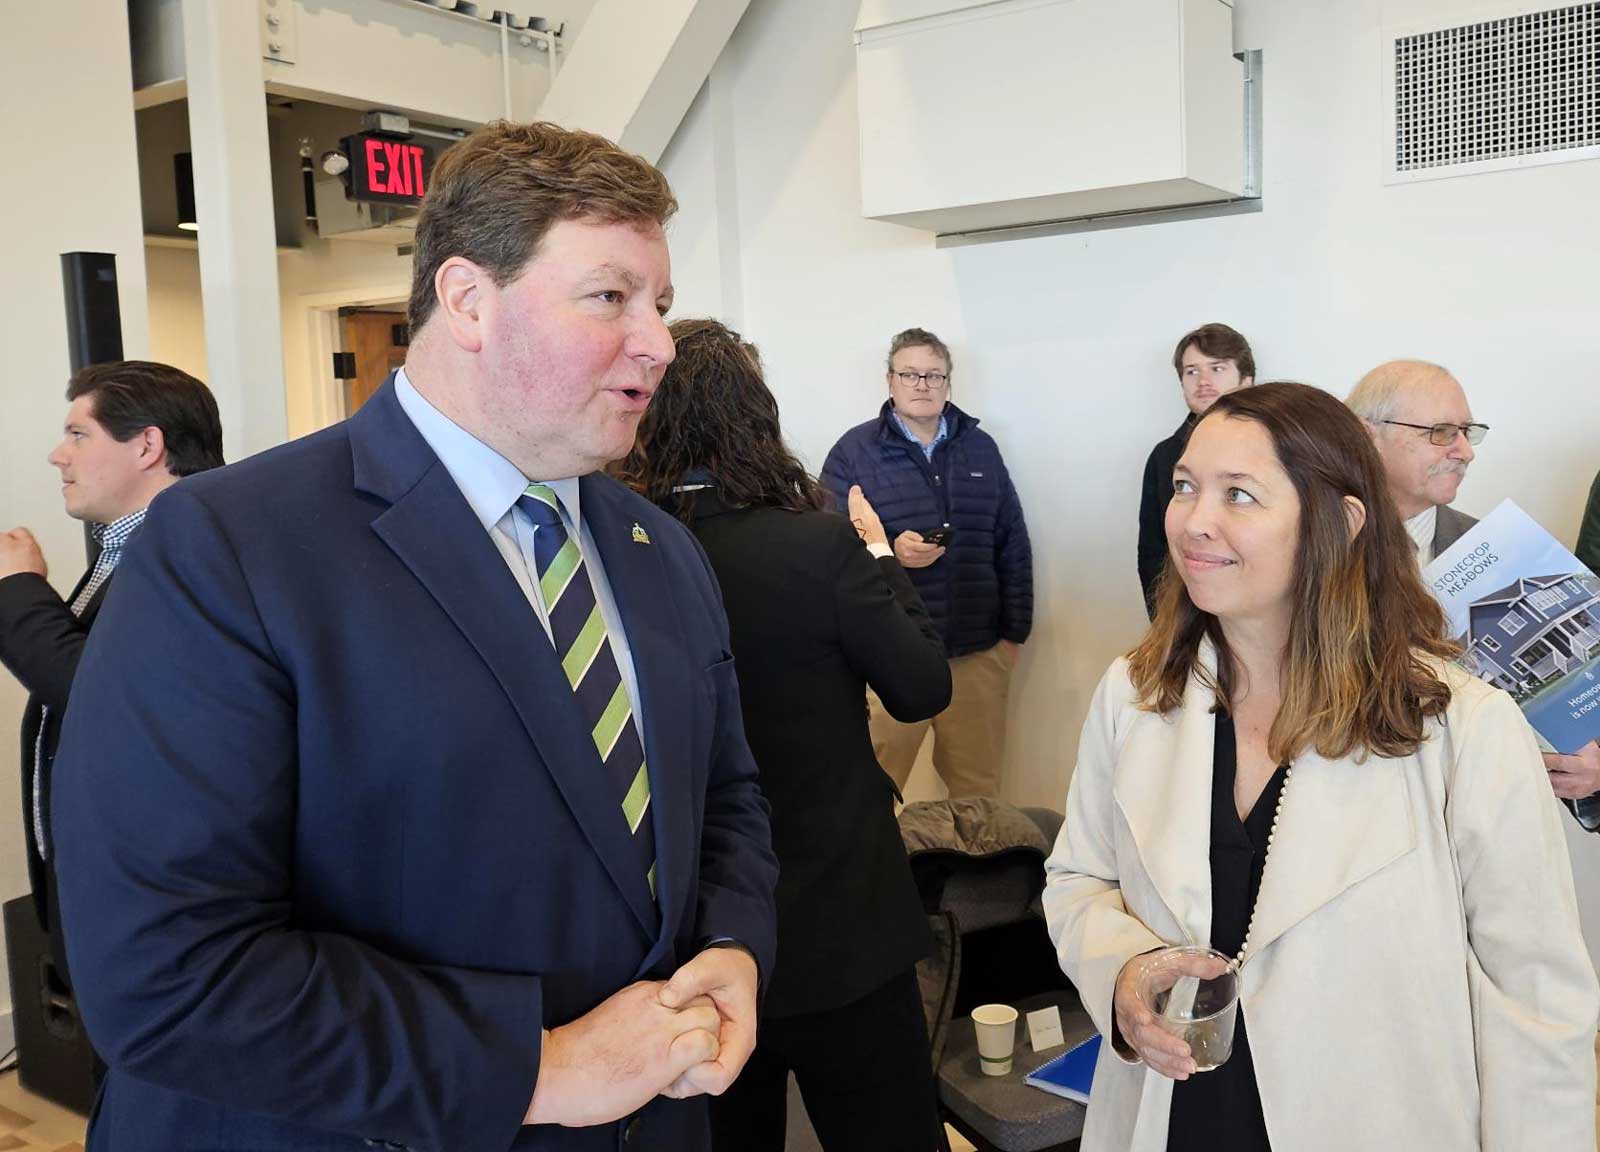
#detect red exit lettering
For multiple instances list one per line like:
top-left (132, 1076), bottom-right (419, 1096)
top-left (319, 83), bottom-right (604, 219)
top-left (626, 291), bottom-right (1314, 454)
top-left (362, 138), bottom-right (427, 198)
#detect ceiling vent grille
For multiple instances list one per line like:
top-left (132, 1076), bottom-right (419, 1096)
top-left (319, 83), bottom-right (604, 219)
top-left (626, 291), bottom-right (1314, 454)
top-left (1386, 2), bottom-right (1600, 182)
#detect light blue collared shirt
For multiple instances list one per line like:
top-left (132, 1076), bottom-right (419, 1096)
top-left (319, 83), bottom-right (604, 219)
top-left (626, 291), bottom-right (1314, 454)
top-left (393, 368), bottom-right (644, 739)
top-left (891, 409), bottom-right (948, 461)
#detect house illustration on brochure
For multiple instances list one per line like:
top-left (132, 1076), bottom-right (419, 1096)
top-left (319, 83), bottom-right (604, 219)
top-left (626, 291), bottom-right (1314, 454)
top-left (1458, 572), bottom-right (1600, 701)
top-left (1423, 500), bottom-right (1600, 754)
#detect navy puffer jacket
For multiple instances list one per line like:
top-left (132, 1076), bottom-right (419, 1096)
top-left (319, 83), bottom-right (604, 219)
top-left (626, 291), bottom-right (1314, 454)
top-left (821, 401), bottom-right (1032, 658)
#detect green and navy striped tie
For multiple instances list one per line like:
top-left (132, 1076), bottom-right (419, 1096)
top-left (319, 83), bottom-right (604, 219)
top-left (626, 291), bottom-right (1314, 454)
top-left (519, 484), bottom-right (656, 898)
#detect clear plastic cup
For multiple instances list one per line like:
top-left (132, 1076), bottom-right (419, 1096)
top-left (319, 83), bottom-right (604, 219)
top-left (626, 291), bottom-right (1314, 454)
top-left (1135, 945), bottom-right (1238, 1071)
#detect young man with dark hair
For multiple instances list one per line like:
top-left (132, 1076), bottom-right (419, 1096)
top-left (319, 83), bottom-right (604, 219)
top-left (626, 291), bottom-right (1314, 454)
top-left (1137, 323), bottom-right (1256, 616)
top-left (0, 359), bottom-right (223, 973)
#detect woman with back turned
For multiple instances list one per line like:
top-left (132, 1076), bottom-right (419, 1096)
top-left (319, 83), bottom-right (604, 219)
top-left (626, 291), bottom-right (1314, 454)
top-left (1045, 382), bottom-right (1597, 1151)
top-left (615, 319), bottom-right (951, 1152)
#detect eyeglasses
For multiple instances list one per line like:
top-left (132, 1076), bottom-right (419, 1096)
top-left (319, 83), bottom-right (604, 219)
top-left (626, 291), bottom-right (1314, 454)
top-left (1381, 420), bottom-right (1490, 446)
top-left (893, 371), bottom-right (949, 389)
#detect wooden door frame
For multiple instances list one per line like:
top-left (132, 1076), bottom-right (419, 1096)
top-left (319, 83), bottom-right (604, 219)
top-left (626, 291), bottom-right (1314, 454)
top-left (299, 283), bottom-right (409, 431)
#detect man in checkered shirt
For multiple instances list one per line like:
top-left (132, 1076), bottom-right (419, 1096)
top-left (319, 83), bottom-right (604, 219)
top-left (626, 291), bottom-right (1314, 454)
top-left (0, 360), bottom-right (223, 985)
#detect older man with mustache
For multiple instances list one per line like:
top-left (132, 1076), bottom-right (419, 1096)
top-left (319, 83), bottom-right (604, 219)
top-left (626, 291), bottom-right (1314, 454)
top-left (1348, 359), bottom-right (1600, 828)
top-left (1347, 360), bottom-right (1482, 563)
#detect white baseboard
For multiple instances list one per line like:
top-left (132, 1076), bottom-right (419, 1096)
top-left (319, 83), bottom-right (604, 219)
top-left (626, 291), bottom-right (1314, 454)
top-left (0, 1008), bottom-right (13, 1061)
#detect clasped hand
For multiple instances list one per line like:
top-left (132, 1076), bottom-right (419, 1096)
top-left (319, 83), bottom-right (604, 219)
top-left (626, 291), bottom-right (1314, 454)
top-left (525, 945), bottom-right (759, 1127)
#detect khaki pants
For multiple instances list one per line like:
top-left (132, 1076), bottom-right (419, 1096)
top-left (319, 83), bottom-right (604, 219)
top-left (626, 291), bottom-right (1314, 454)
top-left (869, 643), bottom-right (1015, 799)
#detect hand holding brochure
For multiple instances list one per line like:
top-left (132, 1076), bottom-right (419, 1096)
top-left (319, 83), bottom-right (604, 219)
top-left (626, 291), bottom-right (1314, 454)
top-left (1421, 500), bottom-right (1600, 753)
top-left (1024, 1032), bottom-right (1100, 1104)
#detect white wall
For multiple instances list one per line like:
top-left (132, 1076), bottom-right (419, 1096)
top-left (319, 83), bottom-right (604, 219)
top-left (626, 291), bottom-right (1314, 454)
top-left (142, 239), bottom-right (412, 440)
top-left (145, 243), bottom-right (209, 380)
top-left (658, 0), bottom-right (1600, 953)
top-left (278, 241), bottom-right (412, 437)
top-left (0, 2), bottom-right (150, 1022)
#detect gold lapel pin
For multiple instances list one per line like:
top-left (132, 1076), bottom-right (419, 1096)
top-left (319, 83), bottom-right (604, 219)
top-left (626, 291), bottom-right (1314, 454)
top-left (631, 523), bottom-right (652, 545)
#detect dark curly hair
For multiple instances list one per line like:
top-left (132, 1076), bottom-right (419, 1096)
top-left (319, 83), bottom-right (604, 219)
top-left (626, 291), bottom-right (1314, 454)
top-left (612, 318), bottom-right (827, 517)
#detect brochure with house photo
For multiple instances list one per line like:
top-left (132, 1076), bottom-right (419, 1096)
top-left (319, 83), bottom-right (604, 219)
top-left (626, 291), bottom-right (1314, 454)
top-left (1421, 499), bottom-right (1600, 754)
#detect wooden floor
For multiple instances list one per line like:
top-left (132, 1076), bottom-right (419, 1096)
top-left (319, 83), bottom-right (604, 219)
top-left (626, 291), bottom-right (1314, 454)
top-left (4, 1038), bottom-right (1599, 1151)
top-left (0, 1071), bottom-right (86, 1150)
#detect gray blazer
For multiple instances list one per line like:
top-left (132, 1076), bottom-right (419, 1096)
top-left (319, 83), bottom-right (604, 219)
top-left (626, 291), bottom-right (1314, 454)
top-left (1432, 503), bottom-right (1478, 556)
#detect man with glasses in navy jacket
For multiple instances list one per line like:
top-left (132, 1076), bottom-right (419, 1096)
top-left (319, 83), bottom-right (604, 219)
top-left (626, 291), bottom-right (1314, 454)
top-left (822, 327), bottom-right (1032, 800)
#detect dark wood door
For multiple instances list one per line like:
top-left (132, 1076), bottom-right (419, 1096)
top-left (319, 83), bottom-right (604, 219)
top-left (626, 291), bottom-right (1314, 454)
top-left (341, 311), bottom-right (407, 415)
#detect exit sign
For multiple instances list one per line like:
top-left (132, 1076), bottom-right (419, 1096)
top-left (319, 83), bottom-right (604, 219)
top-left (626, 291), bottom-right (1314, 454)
top-left (343, 132), bottom-right (434, 205)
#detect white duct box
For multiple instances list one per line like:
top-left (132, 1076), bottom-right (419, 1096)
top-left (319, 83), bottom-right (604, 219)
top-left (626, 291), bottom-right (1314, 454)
top-left (855, 0), bottom-right (1246, 235)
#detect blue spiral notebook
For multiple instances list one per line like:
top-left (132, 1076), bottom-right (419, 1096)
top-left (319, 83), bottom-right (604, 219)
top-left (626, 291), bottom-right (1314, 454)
top-left (1023, 1032), bottom-right (1101, 1104)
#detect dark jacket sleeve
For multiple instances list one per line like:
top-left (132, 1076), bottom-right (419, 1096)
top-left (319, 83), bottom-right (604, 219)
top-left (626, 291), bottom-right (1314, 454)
top-left (1560, 470), bottom-right (1600, 828)
top-left (1577, 470), bottom-right (1600, 576)
top-left (819, 437), bottom-right (855, 514)
top-left (0, 572), bottom-right (88, 712)
top-left (994, 459), bottom-right (1033, 644)
top-left (52, 489), bottom-right (543, 1152)
top-left (1138, 443), bottom-right (1168, 619)
top-left (832, 525), bottom-right (952, 723)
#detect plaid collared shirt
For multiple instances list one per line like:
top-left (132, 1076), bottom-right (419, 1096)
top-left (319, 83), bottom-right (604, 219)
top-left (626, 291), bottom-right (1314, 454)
top-left (890, 409), bottom-right (948, 461)
top-left (33, 508), bottom-right (147, 860)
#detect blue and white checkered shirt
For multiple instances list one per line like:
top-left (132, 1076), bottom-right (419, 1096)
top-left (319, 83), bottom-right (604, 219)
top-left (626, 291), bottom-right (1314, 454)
top-left (33, 508), bottom-right (147, 860)
top-left (890, 409), bottom-right (948, 461)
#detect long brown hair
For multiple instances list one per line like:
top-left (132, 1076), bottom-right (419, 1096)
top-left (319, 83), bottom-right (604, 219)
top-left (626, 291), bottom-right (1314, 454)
top-left (1129, 382), bottom-right (1457, 761)
top-left (613, 318), bottom-right (828, 516)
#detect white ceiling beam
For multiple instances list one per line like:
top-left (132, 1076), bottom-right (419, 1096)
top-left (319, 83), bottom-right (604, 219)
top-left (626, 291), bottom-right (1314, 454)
top-left (537, 0), bottom-right (751, 164)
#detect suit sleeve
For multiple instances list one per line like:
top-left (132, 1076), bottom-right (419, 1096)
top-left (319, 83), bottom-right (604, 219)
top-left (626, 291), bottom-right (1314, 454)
top-left (831, 523), bottom-right (951, 723)
top-left (1576, 469), bottom-right (1600, 576)
top-left (680, 530), bottom-right (779, 982)
top-left (1564, 792), bottom-right (1600, 833)
top-left (1137, 445), bottom-right (1167, 619)
top-left (994, 458), bottom-right (1033, 644)
top-left (818, 439), bottom-right (854, 515)
top-left (1042, 662), bottom-right (1167, 1058)
top-left (1445, 689), bottom-right (1599, 1150)
top-left (52, 489), bottom-right (543, 1152)
top-left (0, 572), bottom-right (89, 712)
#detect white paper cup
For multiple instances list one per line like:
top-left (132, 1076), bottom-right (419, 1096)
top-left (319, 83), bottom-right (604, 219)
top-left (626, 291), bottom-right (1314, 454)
top-left (971, 1003), bottom-right (1018, 1076)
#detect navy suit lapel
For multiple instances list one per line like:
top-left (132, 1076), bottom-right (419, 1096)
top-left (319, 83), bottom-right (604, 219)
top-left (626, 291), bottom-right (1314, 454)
top-left (350, 379), bottom-right (658, 939)
top-left (581, 475), bottom-right (697, 955)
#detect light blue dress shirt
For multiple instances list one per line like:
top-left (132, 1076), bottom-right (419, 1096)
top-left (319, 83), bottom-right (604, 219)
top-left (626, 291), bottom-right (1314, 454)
top-left (393, 368), bottom-right (645, 740)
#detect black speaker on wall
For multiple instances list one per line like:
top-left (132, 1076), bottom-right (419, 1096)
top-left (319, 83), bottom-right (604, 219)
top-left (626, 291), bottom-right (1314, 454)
top-left (61, 252), bottom-right (124, 568)
top-left (61, 252), bottom-right (123, 373)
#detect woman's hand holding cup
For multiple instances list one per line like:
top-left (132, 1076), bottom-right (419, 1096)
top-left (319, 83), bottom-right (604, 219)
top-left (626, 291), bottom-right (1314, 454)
top-left (1113, 948), bottom-right (1232, 1080)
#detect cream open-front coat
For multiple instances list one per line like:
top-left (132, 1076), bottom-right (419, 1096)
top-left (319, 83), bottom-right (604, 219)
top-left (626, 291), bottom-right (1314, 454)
top-left (1044, 649), bottom-right (1599, 1152)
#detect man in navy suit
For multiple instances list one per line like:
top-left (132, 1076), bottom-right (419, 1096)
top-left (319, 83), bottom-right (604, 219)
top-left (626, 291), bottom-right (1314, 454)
top-left (52, 121), bottom-right (778, 1151)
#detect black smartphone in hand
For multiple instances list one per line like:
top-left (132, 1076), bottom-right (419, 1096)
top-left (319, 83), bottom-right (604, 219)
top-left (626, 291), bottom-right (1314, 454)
top-left (922, 527), bottom-right (955, 547)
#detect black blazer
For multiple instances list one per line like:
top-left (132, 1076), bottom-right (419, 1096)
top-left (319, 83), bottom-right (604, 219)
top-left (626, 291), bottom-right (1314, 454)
top-left (1138, 414), bottom-right (1197, 617)
top-left (0, 567), bottom-right (106, 922)
top-left (681, 489), bottom-right (952, 1017)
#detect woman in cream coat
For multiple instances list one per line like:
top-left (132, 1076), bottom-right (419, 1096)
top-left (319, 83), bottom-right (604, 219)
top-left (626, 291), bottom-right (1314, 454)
top-left (1044, 383), bottom-right (1597, 1152)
